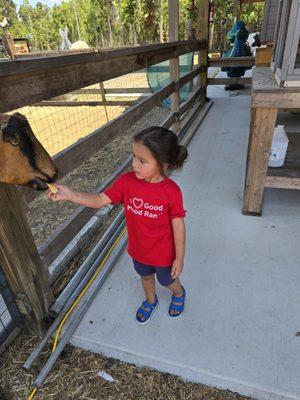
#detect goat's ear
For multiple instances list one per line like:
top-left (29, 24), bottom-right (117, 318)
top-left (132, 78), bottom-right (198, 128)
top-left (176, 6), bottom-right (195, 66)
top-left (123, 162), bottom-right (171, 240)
top-left (12, 112), bottom-right (29, 127)
top-left (1, 119), bottom-right (21, 144)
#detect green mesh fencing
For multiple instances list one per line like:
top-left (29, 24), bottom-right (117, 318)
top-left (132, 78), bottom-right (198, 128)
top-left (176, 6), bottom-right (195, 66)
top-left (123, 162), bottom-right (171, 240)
top-left (146, 52), bottom-right (194, 108)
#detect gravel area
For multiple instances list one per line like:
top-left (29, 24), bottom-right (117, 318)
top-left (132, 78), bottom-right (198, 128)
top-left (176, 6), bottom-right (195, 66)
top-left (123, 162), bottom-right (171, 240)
top-left (0, 333), bottom-right (256, 400)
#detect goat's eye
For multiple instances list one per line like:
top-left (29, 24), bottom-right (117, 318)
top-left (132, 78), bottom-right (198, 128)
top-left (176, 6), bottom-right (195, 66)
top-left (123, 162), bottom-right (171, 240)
top-left (11, 136), bottom-right (20, 146)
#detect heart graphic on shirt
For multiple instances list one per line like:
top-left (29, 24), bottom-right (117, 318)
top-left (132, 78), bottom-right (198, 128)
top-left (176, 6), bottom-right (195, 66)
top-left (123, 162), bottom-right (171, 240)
top-left (133, 198), bottom-right (144, 209)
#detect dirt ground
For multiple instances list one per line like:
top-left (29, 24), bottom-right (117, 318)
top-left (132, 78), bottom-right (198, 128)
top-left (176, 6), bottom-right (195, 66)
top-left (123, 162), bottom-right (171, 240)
top-left (0, 332), bottom-right (255, 400)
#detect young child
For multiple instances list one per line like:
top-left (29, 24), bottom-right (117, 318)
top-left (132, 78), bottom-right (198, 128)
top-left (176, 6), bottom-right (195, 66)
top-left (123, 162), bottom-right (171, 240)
top-left (47, 126), bottom-right (188, 325)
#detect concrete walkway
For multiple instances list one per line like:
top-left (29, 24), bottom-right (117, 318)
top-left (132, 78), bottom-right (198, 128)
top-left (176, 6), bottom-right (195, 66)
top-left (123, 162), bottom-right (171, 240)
top-left (72, 86), bottom-right (300, 400)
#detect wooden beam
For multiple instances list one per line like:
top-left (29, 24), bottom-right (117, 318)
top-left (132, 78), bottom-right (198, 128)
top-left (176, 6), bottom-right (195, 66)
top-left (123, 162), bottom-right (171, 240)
top-left (161, 112), bottom-right (176, 128)
top-left (242, 107), bottom-right (277, 215)
top-left (255, 47), bottom-right (273, 67)
top-left (2, 33), bottom-right (16, 59)
top-left (72, 87), bottom-right (152, 94)
top-left (169, 0), bottom-right (180, 133)
top-left (0, 184), bottom-right (53, 331)
top-left (0, 41), bottom-right (205, 113)
top-left (208, 77), bottom-right (252, 85)
top-left (33, 100), bottom-right (136, 107)
top-left (208, 56), bottom-right (255, 67)
top-left (265, 175), bottom-right (300, 190)
top-left (196, 0), bottom-right (209, 98)
top-left (0, 42), bottom-right (204, 77)
top-left (179, 87), bottom-right (204, 116)
top-left (252, 92), bottom-right (300, 108)
top-left (178, 66), bottom-right (203, 88)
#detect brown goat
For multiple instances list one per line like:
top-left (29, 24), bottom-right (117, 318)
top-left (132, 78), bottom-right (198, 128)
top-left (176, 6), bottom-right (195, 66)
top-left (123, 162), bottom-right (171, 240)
top-left (0, 112), bottom-right (57, 190)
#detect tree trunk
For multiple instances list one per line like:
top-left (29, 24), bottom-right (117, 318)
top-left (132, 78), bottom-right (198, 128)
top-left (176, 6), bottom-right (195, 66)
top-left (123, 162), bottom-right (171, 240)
top-left (159, 0), bottom-right (164, 42)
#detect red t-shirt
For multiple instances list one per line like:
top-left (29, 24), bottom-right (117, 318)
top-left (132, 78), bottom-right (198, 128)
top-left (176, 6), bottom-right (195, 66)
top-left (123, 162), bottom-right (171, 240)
top-left (104, 172), bottom-right (186, 267)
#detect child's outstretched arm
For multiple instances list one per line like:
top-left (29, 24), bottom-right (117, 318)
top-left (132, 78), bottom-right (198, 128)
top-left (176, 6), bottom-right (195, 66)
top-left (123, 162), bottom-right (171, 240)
top-left (46, 184), bottom-right (112, 209)
top-left (171, 217), bottom-right (186, 279)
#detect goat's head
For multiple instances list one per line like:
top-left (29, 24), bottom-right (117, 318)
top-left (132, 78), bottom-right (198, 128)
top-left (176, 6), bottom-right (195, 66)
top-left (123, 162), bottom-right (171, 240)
top-left (0, 112), bottom-right (58, 190)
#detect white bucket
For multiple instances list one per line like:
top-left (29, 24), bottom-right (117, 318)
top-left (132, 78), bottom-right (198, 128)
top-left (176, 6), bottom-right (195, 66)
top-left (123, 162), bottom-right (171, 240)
top-left (268, 125), bottom-right (289, 167)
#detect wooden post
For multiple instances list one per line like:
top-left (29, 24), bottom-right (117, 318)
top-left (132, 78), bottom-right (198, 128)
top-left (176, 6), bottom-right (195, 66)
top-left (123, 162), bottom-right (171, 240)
top-left (196, 0), bottom-right (209, 99)
top-left (0, 184), bottom-right (53, 332)
top-left (220, 19), bottom-right (227, 54)
top-left (255, 46), bottom-right (273, 67)
top-left (168, 0), bottom-right (180, 133)
top-left (242, 107), bottom-right (278, 215)
top-left (2, 33), bottom-right (16, 59)
top-left (99, 82), bottom-right (109, 123)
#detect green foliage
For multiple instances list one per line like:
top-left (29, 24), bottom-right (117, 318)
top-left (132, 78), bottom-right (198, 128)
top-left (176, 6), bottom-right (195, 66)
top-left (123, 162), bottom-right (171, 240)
top-left (2, 0), bottom-right (265, 51)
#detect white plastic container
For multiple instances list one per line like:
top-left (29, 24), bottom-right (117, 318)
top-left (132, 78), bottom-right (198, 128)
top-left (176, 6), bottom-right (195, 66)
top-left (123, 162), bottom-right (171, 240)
top-left (268, 125), bottom-right (289, 167)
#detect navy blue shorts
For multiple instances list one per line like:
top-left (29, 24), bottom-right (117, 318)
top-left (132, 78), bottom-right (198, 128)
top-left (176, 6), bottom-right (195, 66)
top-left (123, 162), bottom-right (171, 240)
top-left (133, 259), bottom-right (175, 287)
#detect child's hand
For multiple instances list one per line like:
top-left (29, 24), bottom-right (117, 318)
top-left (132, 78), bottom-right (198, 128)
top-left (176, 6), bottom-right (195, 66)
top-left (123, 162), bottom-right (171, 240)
top-left (46, 184), bottom-right (75, 202)
top-left (171, 258), bottom-right (184, 279)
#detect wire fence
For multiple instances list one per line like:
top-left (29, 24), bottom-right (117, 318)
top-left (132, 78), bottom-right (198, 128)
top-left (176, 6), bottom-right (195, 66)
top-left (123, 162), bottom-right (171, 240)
top-left (14, 70), bottom-right (150, 157)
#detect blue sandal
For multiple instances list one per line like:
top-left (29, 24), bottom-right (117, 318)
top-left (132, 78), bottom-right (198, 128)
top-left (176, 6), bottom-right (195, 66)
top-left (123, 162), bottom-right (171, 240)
top-left (136, 296), bottom-right (158, 325)
top-left (169, 286), bottom-right (186, 318)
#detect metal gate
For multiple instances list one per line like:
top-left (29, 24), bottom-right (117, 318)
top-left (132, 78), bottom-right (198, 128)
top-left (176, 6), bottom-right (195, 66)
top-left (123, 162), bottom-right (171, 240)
top-left (0, 266), bottom-right (23, 352)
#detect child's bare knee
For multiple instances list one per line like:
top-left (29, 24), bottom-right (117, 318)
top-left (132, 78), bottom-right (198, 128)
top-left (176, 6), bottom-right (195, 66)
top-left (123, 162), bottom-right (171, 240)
top-left (141, 274), bottom-right (154, 281)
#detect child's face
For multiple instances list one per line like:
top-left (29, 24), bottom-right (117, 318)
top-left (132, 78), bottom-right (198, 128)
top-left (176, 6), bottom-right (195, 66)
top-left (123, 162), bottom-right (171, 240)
top-left (132, 142), bottom-right (163, 182)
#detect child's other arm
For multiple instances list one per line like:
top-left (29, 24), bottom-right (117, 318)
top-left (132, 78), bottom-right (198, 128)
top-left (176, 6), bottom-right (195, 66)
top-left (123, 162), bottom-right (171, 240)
top-left (47, 184), bottom-right (112, 209)
top-left (171, 217), bottom-right (186, 278)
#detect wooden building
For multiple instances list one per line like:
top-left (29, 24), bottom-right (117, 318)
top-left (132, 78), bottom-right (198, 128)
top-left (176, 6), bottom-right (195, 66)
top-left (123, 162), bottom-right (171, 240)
top-left (260, 0), bottom-right (280, 43)
top-left (243, 0), bottom-right (300, 215)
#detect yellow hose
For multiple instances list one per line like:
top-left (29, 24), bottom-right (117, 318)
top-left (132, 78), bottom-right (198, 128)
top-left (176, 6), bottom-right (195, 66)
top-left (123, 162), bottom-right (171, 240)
top-left (52, 226), bottom-right (126, 351)
top-left (28, 388), bottom-right (37, 400)
top-left (27, 226), bottom-right (126, 399)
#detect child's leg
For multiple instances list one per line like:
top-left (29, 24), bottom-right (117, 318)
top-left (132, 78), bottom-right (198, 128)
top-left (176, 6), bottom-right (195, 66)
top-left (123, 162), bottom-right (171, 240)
top-left (140, 274), bottom-right (156, 304)
top-left (133, 260), bottom-right (158, 323)
top-left (155, 268), bottom-right (185, 317)
top-left (133, 259), bottom-right (156, 303)
top-left (167, 278), bottom-right (184, 297)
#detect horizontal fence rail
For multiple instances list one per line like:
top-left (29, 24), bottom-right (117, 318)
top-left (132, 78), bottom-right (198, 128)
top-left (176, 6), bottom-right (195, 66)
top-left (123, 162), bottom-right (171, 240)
top-left (208, 56), bottom-right (255, 68)
top-left (20, 64), bottom-right (205, 203)
top-left (0, 40), bottom-right (205, 113)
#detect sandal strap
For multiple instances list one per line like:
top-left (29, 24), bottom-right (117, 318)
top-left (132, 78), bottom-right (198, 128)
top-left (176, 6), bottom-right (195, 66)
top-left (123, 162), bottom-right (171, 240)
top-left (137, 297), bottom-right (157, 319)
top-left (171, 286), bottom-right (186, 302)
top-left (142, 299), bottom-right (157, 310)
top-left (169, 302), bottom-right (184, 312)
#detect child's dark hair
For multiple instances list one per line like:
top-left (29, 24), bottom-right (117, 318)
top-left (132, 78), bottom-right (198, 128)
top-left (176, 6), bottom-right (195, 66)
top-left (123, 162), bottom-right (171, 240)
top-left (133, 126), bottom-right (188, 171)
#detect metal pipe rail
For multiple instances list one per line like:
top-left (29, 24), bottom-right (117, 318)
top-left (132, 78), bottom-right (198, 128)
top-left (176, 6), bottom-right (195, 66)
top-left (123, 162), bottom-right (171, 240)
top-left (23, 217), bottom-right (126, 370)
top-left (50, 210), bottom-right (125, 316)
top-left (33, 234), bottom-right (127, 388)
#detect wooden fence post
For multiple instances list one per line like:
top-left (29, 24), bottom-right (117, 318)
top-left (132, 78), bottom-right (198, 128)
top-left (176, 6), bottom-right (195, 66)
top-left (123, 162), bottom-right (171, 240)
top-left (196, 0), bottom-right (209, 99)
top-left (2, 33), bottom-right (16, 59)
top-left (168, 0), bottom-right (180, 133)
top-left (0, 183), bottom-right (53, 333)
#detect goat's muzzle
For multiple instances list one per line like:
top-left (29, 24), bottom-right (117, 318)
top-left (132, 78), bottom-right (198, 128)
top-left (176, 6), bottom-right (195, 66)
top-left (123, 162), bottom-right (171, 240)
top-left (28, 168), bottom-right (58, 191)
